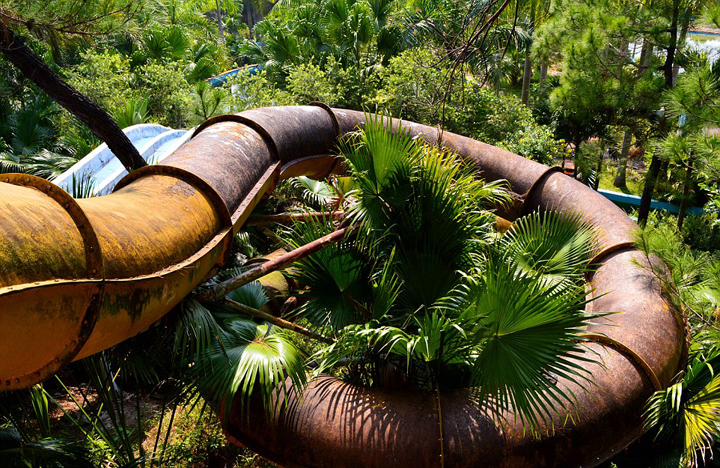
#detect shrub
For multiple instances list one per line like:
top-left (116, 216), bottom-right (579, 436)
top-left (69, 50), bottom-right (137, 115)
top-left (135, 60), bottom-right (194, 128)
top-left (286, 63), bottom-right (339, 105)
top-left (376, 48), bottom-right (565, 164)
top-left (222, 70), bottom-right (295, 112)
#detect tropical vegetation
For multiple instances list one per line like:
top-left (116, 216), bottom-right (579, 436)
top-left (1, 0), bottom-right (720, 467)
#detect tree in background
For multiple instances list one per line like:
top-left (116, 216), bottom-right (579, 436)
top-left (0, 1), bottom-right (147, 171)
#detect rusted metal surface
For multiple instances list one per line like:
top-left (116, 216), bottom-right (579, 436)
top-left (225, 108), bottom-right (683, 468)
top-left (0, 106), bottom-right (684, 467)
top-left (0, 175), bottom-right (104, 390)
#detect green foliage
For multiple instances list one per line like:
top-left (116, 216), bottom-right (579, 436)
top-left (113, 97), bottom-right (149, 129)
top-left (191, 81), bottom-right (228, 123)
top-left (290, 176), bottom-right (338, 208)
top-left (222, 70), bottom-right (295, 112)
top-left (194, 318), bottom-right (307, 420)
top-left (285, 63), bottom-right (339, 104)
top-left (535, 0), bottom-right (666, 148)
top-left (69, 51), bottom-right (137, 116)
top-left (680, 214), bottom-right (720, 253)
top-left (284, 216), bottom-right (371, 333)
top-left (135, 61), bottom-right (193, 127)
top-left (0, 427), bottom-right (94, 468)
top-left (462, 250), bottom-right (596, 430)
top-left (645, 352), bottom-right (720, 468)
top-left (281, 120), bottom-right (598, 433)
top-left (501, 210), bottom-right (597, 287)
top-left (376, 48), bottom-right (565, 164)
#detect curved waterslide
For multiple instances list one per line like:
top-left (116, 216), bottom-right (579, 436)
top-left (54, 123), bottom-right (193, 196)
top-left (207, 64), bottom-right (261, 87)
top-left (0, 106), bottom-right (684, 467)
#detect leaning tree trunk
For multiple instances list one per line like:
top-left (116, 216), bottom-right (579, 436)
top-left (672, 11), bottom-right (691, 86)
top-left (613, 129), bottom-right (632, 189)
top-left (0, 21), bottom-right (146, 172)
top-left (638, 0), bottom-right (680, 226)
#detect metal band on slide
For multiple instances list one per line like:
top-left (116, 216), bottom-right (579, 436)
top-left (0, 174), bottom-right (104, 389)
top-left (190, 114), bottom-right (280, 163)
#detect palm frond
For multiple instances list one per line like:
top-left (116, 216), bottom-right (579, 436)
top-left (283, 215), bottom-right (371, 333)
top-left (174, 298), bottom-right (225, 365)
top-left (290, 176), bottom-right (336, 209)
top-left (193, 320), bottom-right (306, 421)
top-left (645, 352), bottom-right (720, 468)
top-left (225, 281), bottom-right (270, 311)
top-left (463, 252), bottom-right (598, 433)
top-left (0, 428), bottom-right (94, 468)
top-left (501, 210), bottom-right (597, 289)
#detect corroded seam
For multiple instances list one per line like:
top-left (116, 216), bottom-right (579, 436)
top-left (190, 114), bottom-right (280, 163)
top-left (114, 165), bottom-right (235, 267)
top-left (0, 174), bottom-right (104, 390)
top-left (580, 332), bottom-right (662, 391)
top-left (310, 102), bottom-right (341, 138)
top-left (520, 166), bottom-right (564, 215)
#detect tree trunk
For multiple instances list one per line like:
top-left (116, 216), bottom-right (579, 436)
top-left (638, 155), bottom-right (662, 226)
top-left (656, 157), bottom-right (670, 185)
top-left (672, 10), bottom-right (691, 86)
top-left (573, 139), bottom-right (582, 177)
top-left (0, 22), bottom-right (146, 172)
top-left (677, 154), bottom-right (694, 230)
top-left (613, 129), bottom-right (632, 189)
top-left (540, 61), bottom-right (548, 85)
top-left (215, 0), bottom-right (226, 43)
top-left (594, 147), bottom-right (604, 190)
top-left (639, 0), bottom-right (680, 225)
top-left (520, 49), bottom-right (532, 105)
top-left (662, 0), bottom-right (681, 89)
top-left (640, 38), bottom-right (653, 71)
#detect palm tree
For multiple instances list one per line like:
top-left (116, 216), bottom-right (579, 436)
top-left (644, 352), bottom-right (720, 468)
top-left (190, 115), bottom-right (602, 433)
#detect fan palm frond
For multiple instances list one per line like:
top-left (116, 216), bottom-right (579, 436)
top-left (225, 281), bottom-right (270, 311)
top-left (284, 216), bottom-right (371, 333)
top-left (501, 210), bottom-right (597, 288)
top-left (463, 252), bottom-right (597, 432)
top-left (291, 176), bottom-right (337, 209)
top-left (645, 352), bottom-right (720, 468)
top-left (0, 428), bottom-right (94, 468)
top-left (194, 320), bottom-right (306, 420)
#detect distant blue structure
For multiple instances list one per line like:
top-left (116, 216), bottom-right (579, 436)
top-left (598, 189), bottom-right (704, 216)
top-left (207, 65), bottom-right (261, 87)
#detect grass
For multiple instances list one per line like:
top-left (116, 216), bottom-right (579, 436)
top-left (596, 162), bottom-right (644, 196)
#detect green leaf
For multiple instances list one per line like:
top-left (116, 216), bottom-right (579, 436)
top-left (194, 320), bottom-right (306, 421)
top-left (464, 252), bottom-right (597, 432)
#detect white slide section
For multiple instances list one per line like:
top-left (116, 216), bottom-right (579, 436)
top-left (55, 124), bottom-right (193, 196)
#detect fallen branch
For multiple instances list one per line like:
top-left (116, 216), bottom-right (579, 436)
top-left (217, 298), bottom-right (333, 344)
top-left (246, 211), bottom-right (344, 226)
top-left (197, 225), bottom-right (355, 302)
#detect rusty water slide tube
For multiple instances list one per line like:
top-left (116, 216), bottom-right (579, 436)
top-left (0, 106), bottom-right (684, 467)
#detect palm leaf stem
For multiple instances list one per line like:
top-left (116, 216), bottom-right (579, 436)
top-left (218, 298), bottom-right (334, 344)
top-left (245, 211), bottom-right (345, 226)
top-left (199, 225), bottom-right (356, 301)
